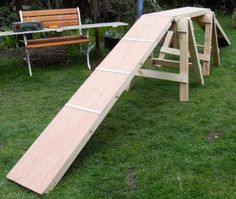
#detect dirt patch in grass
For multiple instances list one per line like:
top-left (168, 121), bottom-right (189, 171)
top-left (0, 46), bottom-right (68, 66)
top-left (0, 48), bottom-right (24, 58)
top-left (126, 168), bottom-right (136, 192)
top-left (206, 131), bottom-right (223, 141)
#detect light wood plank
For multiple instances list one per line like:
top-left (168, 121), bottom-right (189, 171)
top-left (137, 69), bottom-right (188, 83)
top-left (214, 16), bottom-right (231, 46)
top-left (99, 16), bottom-right (172, 73)
top-left (202, 13), bottom-right (213, 76)
top-left (188, 19), bottom-right (204, 85)
top-left (157, 31), bottom-right (174, 66)
top-left (68, 71), bottom-right (128, 111)
top-left (148, 7), bottom-right (210, 18)
top-left (212, 15), bottom-right (220, 66)
top-left (7, 107), bottom-right (99, 194)
top-left (152, 58), bottom-right (193, 68)
top-left (178, 18), bottom-right (189, 102)
top-left (124, 15), bottom-right (173, 41)
top-left (160, 46), bottom-right (209, 61)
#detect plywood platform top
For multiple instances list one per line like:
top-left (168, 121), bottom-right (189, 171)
top-left (147, 6), bottom-right (211, 19)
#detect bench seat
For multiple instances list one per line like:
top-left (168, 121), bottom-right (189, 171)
top-left (27, 35), bottom-right (91, 49)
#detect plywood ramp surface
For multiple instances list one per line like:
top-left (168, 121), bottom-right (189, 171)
top-left (7, 14), bottom-right (173, 194)
top-left (148, 7), bottom-right (210, 18)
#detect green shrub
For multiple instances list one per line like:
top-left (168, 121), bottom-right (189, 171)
top-left (0, 27), bottom-right (19, 50)
top-left (232, 10), bottom-right (236, 28)
top-left (0, 6), bottom-right (18, 28)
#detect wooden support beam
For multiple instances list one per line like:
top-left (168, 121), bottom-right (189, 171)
top-left (214, 16), bottom-right (231, 46)
top-left (137, 69), bottom-right (188, 83)
top-left (160, 46), bottom-right (209, 61)
top-left (125, 80), bottom-right (133, 91)
top-left (177, 18), bottom-right (189, 102)
top-left (188, 19), bottom-right (204, 85)
top-left (157, 31), bottom-right (174, 65)
top-left (197, 44), bottom-right (205, 50)
top-left (195, 12), bottom-right (214, 76)
top-left (152, 58), bottom-right (193, 69)
top-left (92, 0), bottom-right (100, 50)
top-left (193, 14), bottom-right (212, 24)
top-left (172, 23), bottom-right (179, 49)
top-left (212, 15), bottom-right (220, 66)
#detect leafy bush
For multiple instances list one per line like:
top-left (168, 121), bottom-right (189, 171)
top-left (101, 0), bottom-right (162, 23)
top-left (0, 27), bottom-right (19, 50)
top-left (0, 6), bottom-right (18, 28)
top-left (232, 10), bottom-right (236, 28)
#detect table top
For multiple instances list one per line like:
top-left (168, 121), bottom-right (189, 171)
top-left (0, 22), bottom-right (128, 37)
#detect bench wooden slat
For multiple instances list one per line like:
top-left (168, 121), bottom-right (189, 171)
top-left (23, 14), bottom-right (78, 23)
top-left (22, 8), bottom-right (77, 17)
top-left (43, 20), bottom-right (79, 28)
top-left (26, 37), bottom-right (91, 49)
top-left (27, 35), bottom-right (87, 44)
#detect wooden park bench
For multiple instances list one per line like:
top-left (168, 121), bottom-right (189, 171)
top-left (19, 8), bottom-right (94, 76)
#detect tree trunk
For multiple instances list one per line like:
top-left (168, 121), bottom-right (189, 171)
top-left (102, 0), bottom-right (110, 22)
top-left (92, 0), bottom-right (100, 50)
top-left (15, 0), bottom-right (22, 11)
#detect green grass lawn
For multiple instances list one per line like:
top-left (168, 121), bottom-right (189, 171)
top-left (0, 16), bottom-right (236, 199)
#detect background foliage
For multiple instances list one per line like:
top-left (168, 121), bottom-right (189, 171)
top-left (0, 0), bottom-right (235, 25)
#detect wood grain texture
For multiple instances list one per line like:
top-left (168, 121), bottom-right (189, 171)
top-left (202, 13), bottom-right (213, 76)
top-left (26, 39), bottom-right (91, 49)
top-left (27, 36), bottom-right (88, 45)
top-left (137, 69), bottom-right (188, 83)
top-left (22, 8), bottom-right (78, 17)
top-left (7, 107), bottom-right (99, 194)
top-left (178, 18), bottom-right (189, 102)
top-left (27, 37), bottom-right (91, 48)
top-left (42, 20), bottom-right (79, 28)
top-left (214, 17), bottom-right (231, 46)
top-left (148, 7), bottom-right (210, 18)
top-left (212, 15), bottom-right (220, 66)
top-left (188, 19), bottom-right (204, 85)
top-left (68, 71), bottom-right (129, 111)
top-left (157, 31), bottom-right (174, 66)
top-left (23, 14), bottom-right (79, 23)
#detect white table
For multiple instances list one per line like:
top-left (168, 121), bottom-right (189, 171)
top-left (0, 22), bottom-right (128, 76)
top-left (0, 22), bottom-right (128, 37)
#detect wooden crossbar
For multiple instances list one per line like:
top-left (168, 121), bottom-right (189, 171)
top-left (65, 103), bottom-right (101, 114)
top-left (96, 67), bottom-right (131, 75)
top-left (122, 38), bottom-right (155, 43)
top-left (137, 69), bottom-right (188, 83)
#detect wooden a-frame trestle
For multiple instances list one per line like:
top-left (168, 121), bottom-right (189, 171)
top-left (128, 10), bottom-right (229, 101)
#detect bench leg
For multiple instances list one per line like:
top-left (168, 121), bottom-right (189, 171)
top-left (87, 43), bottom-right (96, 70)
top-left (80, 43), bottom-right (95, 70)
top-left (25, 49), bottom-right (32, 77)
top-left (86, 44), bottom-right (92, 70)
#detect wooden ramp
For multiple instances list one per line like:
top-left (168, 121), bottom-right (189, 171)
top-left (7, 7), bottom-right (230, 194)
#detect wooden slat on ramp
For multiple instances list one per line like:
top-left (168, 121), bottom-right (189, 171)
top-left (7, 14), bottom-right (173, 194)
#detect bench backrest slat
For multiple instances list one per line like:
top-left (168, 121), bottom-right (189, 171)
top-left (21, 8), bottom-right (80, 28)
